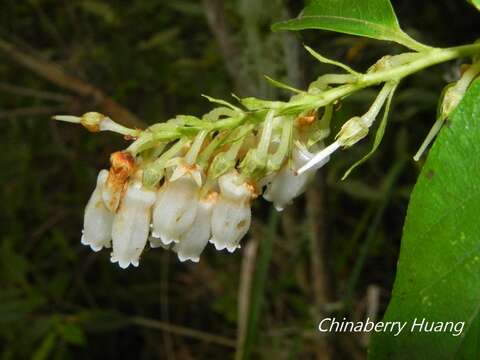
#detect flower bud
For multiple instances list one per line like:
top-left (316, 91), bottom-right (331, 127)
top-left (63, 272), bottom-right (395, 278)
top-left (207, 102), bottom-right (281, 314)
top-left (209, 171), bottom-right (252, 253)
top-left (173, 192), bottom-right (218, 262)
top-left (264, 145), bottom-right (327, 211)
top-left (81, 170), bottom-right (114, 251)
top-left (110, 181), bottom-right (156, 269)
top-left (80, 112), bottom-right (108, 132)
top-left (151, 176), bottom-right (198, 246)
top-left (441, 84), bottom-right (463, 119)
top-left (336, 116), bottom-right (369, 147)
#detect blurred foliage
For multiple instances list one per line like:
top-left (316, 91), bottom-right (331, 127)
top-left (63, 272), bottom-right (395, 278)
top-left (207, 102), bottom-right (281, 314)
top-left (0, 0), bottom-right (478, 359)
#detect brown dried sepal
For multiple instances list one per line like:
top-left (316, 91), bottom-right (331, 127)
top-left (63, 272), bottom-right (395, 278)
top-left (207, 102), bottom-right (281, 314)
top-left (459, 63), bottom-right (471, 76)
top-left (104, 151), bottom-right (136, 212)
top-left (245, 181), bottom-right (260, 200)
top-left (295, 111), bottom-right (317, 128)
top-left (204, 190), bottom-right (219, 204)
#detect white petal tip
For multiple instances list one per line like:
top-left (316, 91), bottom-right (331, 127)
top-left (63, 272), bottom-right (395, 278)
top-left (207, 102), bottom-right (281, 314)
top-left (162, 236), bottom-right (179, 245)
top-left (226, 245), bottom-right (240, 253)
top-left (110, 255), bottom-right (136, 269)
top-left (210, 238), bottom-right (226, 251)
top-left (81, 235), bottom-right (104, 252)
top-left (149, 241), bottom-right (162, 249)
top-left (177, 254), bottom-right (200, 263)
top-left (90, 244), bottom-right (103, 252)
top-left (274, 205), bottom-right (284, 212)
top-left (118, 261), bottom-right (130, 269)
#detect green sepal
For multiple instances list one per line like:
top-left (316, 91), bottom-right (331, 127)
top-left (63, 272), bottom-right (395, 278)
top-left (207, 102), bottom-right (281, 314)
top-left (201, 94), bottom-right (243, 112)
top-left (143, 167), bottom-right (164, 188)
top-left (264, 75), bottom-right (304, 94)
top-left (239, 149), bottom-right (267, 180)
top-left (208, 152), bottom-right (237, 179)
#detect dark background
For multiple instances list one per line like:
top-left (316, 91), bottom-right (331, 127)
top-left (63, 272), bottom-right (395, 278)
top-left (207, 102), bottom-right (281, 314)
top-left (0, 0), bottom-right (478, 358)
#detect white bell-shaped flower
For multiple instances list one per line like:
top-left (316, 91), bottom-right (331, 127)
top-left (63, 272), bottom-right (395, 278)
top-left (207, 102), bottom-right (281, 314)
top-left (209, 171), bottom-right (252, 253)
top-left (151, 176), bottom-right (198, 247)
top-left (263, 145), bottom-right (329, 211)
top-left (173, 192), bottom-right (218, 262)
top-left (81, 169), bottom-right (114, 252)
top-left (110, 180), bottom-right (156, 269)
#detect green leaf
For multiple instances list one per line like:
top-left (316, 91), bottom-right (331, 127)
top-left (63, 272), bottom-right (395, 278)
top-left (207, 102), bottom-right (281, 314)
top-left (467, 0), bottom-right (480, 11)
top-left (272, 0), bottom-right (430, 52)
top-left (59, 322), bottom-right (86, 346)
top-left (369, 80), bottom-right (480, 359)
top-left (32, 333), bottom-right (57, 360)
top-left (78, 1), bottom-right (117, 25)
top-left (342, 82), bottom-right (398, 179)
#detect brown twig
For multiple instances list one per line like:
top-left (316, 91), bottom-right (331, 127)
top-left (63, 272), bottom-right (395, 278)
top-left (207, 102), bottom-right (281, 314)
top-left (0, 82), bottom-right (74, 102)
top-left (0, 37), bottom-right (144, 128)
top-left (306, 176), bottom-right (333, 360)
top-left (235, 237), bottom-right (259, 359)
top-left (130, 316), bottom-right (237, 348)
top-left (201, 0), bottom-right (254, 95)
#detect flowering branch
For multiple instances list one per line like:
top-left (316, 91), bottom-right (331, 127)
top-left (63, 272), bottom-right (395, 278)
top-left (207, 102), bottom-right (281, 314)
top-left (53, 41), bottom-right (480, 267)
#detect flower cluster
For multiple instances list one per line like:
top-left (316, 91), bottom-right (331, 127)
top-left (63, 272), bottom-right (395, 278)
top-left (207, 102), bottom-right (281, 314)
top-left (54, 78), bottom-right (403, 268)
top-left (73, 106), bottom-right (334, 268)
top-left (54, 47), bottom-right (480, 268)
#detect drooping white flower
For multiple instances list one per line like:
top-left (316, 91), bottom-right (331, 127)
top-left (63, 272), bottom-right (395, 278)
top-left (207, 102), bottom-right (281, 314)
top-left (151, 175), bottom-right (199, 247)
top-left (263, 144), bottom-right (329, 211)
top-left (81, 169), bottom-right (114, 252)
top-left (110, 180), bottom-right (156, 269)
top-left (209, 171), bottom-right (252, 253)
top-left (173, 192), bottom-right (218, 262)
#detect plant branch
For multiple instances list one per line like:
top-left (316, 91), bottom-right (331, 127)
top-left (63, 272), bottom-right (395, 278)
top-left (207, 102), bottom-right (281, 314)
top-left (130, 316), bottom-right (237, 348)
top-left (201, 0), bottom-right (254, 95)
top-left (0, 36), bottom-right (145, 129)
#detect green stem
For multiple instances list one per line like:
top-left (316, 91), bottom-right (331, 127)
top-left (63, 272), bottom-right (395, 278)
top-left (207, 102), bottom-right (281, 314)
top-left (394, 30), bottom-right (433, 53)
top-left (362, 82), bottom-right (397, 126)
top-left (290, 43), bottom-right (480, 113)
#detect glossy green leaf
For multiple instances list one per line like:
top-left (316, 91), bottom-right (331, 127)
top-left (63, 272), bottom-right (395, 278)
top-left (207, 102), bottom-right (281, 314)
top-left (468, 0), bottom-right (480, 11)
top-left (272, 0), bottom-right (430, 52)
top-left (369, 80), bottom-right (480, 359)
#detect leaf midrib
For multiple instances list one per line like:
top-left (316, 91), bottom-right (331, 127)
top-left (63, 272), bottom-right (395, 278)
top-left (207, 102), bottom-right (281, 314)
top-left (277, 15), bottom-right (402, 40)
